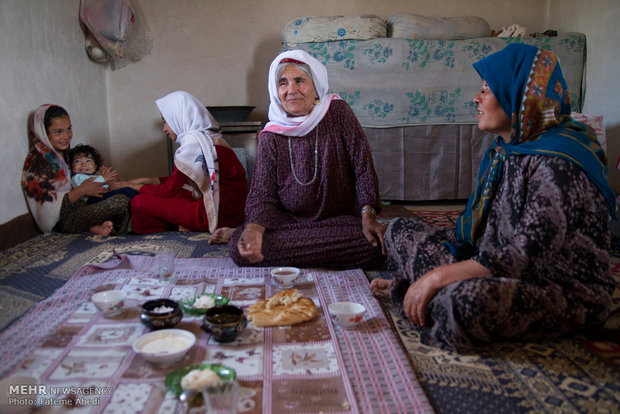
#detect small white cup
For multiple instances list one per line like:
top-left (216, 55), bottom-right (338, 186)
top-left (328, 301), bottom-right (366, 328)
top-left (92, 290), bottom-right (126, 317)
top-left (270, 267), bottom-right (300, 288)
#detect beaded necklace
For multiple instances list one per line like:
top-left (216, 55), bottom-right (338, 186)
top-left (287, 130), bottom-right (318, 186)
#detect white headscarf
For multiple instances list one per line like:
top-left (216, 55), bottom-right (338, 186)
top-left (264, 50), bottom-right (340, 137)
top-left (155, 91), bottom-right (221, 232)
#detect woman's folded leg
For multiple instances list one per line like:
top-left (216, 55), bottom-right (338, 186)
top-left (131, 193), bottom-right (202, 234)
top-left (228, 215), bottom-right (385, 269)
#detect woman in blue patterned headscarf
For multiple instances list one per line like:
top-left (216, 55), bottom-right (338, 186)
top-left (371, 43), bottom-right (616, 351)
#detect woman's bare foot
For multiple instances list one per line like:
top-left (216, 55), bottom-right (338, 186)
top-left (208, 227), bottom-right (236, 245)
top-left (178, 225), bottom-right (192, 232)
top-left (90, 220), bottom-right (113, 236)
top-left (370, 278), bottom-right (393, 298)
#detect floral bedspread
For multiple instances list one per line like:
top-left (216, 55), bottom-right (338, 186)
top-left (284, 33), bottom-right (586, 127)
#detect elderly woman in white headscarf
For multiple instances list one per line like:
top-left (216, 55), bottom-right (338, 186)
top-left (115, 91), bottom-right (248, 233)
top-left (223, 50), bottom-right (385, 269)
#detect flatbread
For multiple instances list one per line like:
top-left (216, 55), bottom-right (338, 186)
top-left (247, 289), bottom-right (317, 327)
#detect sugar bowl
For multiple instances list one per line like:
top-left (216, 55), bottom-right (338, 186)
top-left (201, 305), bottom-right (247, 343)
top-left (140, 298), bottom-right (183, 330)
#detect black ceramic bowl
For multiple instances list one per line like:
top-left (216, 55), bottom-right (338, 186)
top-left (200, 305), bottom-right (247, 343)
top-left (140, 299), bottom-right (183, 330)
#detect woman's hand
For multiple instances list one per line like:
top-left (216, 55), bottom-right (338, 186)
top-left (99, 166), bottom-right (119, 184)
top-left (237, 223), bottom-right (265, 263)
top-left (403, 271), bottom-right (442, 326)
top-left (80, 177), bottom-right (108, 197)
top-left (403, 260), bottom-right (490, 326)
top-left (110, 181), bottom-right (142, 191)
top-left (361, 208), bottom-right (386, 254)
top-left (68, 177), bottom-right (107, 203)
top-left (110, 177), bottom-right (158, 192)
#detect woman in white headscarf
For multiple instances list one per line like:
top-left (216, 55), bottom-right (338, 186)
top-left (224, 50), bottom-right (385, 269)
top-left (117, 91), bottom-right (248, 233)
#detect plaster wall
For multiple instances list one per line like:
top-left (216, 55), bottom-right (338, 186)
top-left (2, 0), bottom-right (619, 225)
top-left (105, 0), bottom-right (549, 180)
top-left (549, 0), bottom-right (620, 193)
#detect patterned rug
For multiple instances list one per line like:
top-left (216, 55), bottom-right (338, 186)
top-left (0, 231), bottom-right (229, 333)
top-left (1, 205), bottom-right (619, 413)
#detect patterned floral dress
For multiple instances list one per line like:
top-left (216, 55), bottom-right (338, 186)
top-left (385, 43), bottom-right (615, 351)
top-left (387, 155), bottom-right (614, 351)
top-left (227, 100), bottom-right (384, 269)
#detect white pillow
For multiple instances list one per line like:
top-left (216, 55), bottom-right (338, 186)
top-left (388, 14), bottom-right (491, 39)
top-left (283, 15), bottom-right (387, 43)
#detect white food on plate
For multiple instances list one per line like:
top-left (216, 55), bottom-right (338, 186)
top-left (152, 305), bottom-right (174, 313)
top-left (140, 335), bottom-right (192, 354)
top-left (193, 295), bottom-right (215, 309)
top-left (181, 368), bottom-right (220, 390)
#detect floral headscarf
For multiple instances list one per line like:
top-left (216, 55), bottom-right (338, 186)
top-left (155, 91), bottom-right (221, 232)
top-left (21, 104), bottom-right (72, 233)
top-left (452, 43), bottom-right (615, 258)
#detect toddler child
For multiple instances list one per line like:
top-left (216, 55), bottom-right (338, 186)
top-left (69, 144), bottom-right (137, 205)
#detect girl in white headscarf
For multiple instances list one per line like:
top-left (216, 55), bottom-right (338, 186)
top-left (22, 104), bottom-right (131, 236)
top-left (224, 50), bottom-right (385, 269)
top-left (117, 91), bottom-right (247, 233)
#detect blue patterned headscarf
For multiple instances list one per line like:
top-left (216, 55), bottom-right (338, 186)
top-left (449, 43), bottom-right (615, 259)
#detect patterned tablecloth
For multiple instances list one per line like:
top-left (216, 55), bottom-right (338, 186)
top-left (0, 255), bottom-right (432, 414)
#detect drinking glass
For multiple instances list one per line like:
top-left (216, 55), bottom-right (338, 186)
top-left (202, 380), bottom-right (239, 414)
top-left (157, 246), bottom-right (176, 277)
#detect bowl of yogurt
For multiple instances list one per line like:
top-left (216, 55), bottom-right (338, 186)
top-left (132, 329), bottom-right (196, 364)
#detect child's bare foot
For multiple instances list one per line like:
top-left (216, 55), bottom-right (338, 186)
top-left (208, 227), bottom-right (236, 244)
top-left (370, 278), bottom-right (393, 298)
top-left (178, 225), bottom-right (192, 232)
top-left (90, 220), bottom-right (113, 236)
